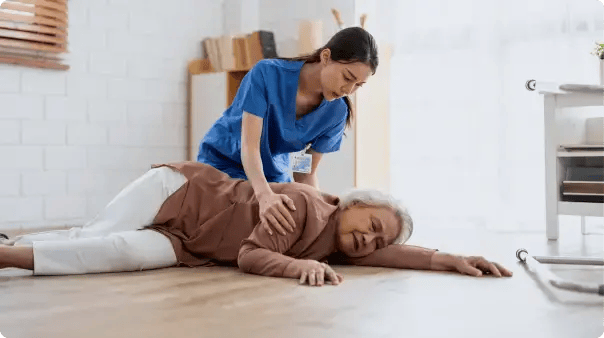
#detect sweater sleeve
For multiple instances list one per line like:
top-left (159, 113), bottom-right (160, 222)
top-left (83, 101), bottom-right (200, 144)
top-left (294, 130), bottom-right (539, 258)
top-left (237, 192), bottom-right (308, 277)
top-left (340, 244), bottom-right (439, 270)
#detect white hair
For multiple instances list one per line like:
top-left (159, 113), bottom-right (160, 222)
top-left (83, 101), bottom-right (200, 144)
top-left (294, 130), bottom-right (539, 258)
top-left (338, 188), bottom-right (413, 245)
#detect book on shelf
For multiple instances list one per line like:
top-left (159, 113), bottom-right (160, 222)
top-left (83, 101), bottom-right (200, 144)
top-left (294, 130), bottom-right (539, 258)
top-left (562, 167), bottom-right (604, 202)
top-left (201, 31), bottom-right (278, 72)
top-left (565, 167), bottom-right (603, 181)
top-left (560, 144), bottom-right (604, 150)
top-left (562, 181), bottom-right (604, 195)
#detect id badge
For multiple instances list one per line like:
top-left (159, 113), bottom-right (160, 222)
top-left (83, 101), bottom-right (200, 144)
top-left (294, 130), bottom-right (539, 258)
top-left (292, 152), bottom-right (312, 174)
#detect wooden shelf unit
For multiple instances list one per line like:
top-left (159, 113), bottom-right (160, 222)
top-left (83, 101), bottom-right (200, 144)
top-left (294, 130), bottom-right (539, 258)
top-left (186, 58), bottom-right (252, 161)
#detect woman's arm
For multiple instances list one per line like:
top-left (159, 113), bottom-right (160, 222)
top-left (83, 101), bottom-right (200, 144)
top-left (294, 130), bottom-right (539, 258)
top-left (293, 149), bottom-right (323, 189)
top-left (237, 191), bottom-right (307, 276)
top-left (343, 244), bottom-right (439, 270)
top-left (238, 246), bottom-right (342, 286)
top-left (237, 190), bottom-right (344, 286)
top-left (340, 245), bottom-right (513, 277)
top-left (241, 112), bottom-right (297, 235)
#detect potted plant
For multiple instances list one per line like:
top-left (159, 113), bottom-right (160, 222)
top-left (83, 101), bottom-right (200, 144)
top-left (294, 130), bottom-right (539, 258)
top-left (591, 41), bottom-right (604, 85)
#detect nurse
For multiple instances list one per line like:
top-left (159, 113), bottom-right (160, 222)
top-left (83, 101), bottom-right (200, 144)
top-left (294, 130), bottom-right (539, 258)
top-left (197, 27), bottom-right (378, 236)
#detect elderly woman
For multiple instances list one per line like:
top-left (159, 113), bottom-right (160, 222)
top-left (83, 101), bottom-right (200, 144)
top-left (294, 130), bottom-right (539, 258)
top-left (0, 162), bottom-right (512, 285)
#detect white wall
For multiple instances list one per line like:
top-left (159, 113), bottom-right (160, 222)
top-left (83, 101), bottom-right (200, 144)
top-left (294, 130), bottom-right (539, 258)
top-left (387, 0), bottom-right (603, 231)
top-left (0, 0), bottom-right (222, 231)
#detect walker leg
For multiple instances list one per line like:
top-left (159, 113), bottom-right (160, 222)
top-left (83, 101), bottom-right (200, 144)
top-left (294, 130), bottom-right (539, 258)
top-left (543, 95), bottom-right (559, 240)
top-left (516, 248), bottom-right (604, 295)
top-left (533, 255), bottom-right (604, 266)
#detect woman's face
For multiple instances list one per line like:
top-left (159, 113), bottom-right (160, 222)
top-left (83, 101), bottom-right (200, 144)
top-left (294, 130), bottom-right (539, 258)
top-left (336, 204), bottom-right (401, 258)
top-left (319, 49), bottom-right (372, 101)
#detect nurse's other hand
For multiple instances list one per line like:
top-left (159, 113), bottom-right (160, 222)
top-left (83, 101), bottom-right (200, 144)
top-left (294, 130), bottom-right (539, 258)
top-left (258, 192), bottom-right (297, 236)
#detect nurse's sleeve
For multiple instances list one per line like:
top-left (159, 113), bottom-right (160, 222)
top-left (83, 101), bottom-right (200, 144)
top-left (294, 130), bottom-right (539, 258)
top-left (310, 116), bottom-right (347, 154)
top-left (236, 62), bottom-right (269, 118)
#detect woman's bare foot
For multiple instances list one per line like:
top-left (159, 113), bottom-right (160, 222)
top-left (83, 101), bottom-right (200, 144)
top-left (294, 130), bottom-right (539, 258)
top-left (0, 234), bottom-right (17, 246)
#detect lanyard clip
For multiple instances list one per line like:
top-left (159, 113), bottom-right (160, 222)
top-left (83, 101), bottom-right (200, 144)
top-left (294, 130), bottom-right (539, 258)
top-left (302, 143), bottom-right (312, 155)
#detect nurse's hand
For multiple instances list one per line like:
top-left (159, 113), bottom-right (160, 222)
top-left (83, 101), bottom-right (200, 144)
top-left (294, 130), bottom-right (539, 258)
top-left (258, 191), bottom-right (297, 236)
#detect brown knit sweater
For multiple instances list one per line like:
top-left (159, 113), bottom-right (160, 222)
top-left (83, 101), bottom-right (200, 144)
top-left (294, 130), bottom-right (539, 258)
top-left (146, 162), bottom-right (437, 277)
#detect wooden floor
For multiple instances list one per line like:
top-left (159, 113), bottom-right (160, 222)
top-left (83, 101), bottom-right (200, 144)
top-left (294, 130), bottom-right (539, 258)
top-left (1, 223), bottom-right (602, 338)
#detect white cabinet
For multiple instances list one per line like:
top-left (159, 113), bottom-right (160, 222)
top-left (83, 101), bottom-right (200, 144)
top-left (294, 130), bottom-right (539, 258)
top-left (529, 82), bottom-right (604, 240)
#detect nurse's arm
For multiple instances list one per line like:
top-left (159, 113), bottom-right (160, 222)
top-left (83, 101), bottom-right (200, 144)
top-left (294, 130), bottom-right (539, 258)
top-left (241, 112), bottom-right (272, 197)
top-left (293, 149), bottom-right (322, 189)
top-left (241, 112), bottom-right (297, 235)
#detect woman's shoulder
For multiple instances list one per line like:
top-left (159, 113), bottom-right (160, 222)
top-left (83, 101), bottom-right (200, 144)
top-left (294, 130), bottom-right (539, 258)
top-left (277, 183), bottom-right (340, 208)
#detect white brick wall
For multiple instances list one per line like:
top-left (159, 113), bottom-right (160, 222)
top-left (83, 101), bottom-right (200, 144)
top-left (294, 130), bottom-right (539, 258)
top-left (88, 101), bottom-right (127, 123)
top-left (0, 121), bottom-right (20, 144)
top-left (45, 97), bottom-right (87, 121)
top-left (66, 74), bottom-right (108, 99)
top-left (0, 171), bottom-right (20, 197)
top-left (0, 93), bottom-right (45, 120)
top-left (0, 0), bottom-right (222, 231)
top-left (0, 69), bottom-right (20, 92)
top-left (89, 52), bottom-right (128, 77)
top-left (45, 146), bottom-right (87, 170)
top-left (22, 171), bottom-right (67, 196)
top-left (0, 197), bottom-right (44, 223)
top-left (45, 195), bottom-right (87, 220)
top-left (22, 121), bottom-right (66, 145)
top-left (22, 71), bottom-right (67, 95)
top-left (0, 146), bottom-right (44, 169)
top-left (67, 124), bottom-right (108, 145)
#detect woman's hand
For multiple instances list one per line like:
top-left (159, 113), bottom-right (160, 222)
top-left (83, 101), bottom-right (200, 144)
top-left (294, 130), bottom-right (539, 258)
top-left (257, 191), bottom-right (297, 236)
top-left (431, 252), bottom-right (513, 277)
top-left (294, 260), bottom-right (343, 286)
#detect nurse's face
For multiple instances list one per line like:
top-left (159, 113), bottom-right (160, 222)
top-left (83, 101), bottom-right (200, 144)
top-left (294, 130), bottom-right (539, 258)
top-left (336, 204), bottom-right (401, 258)
top-left (319, 49), bottom-right (372, 101)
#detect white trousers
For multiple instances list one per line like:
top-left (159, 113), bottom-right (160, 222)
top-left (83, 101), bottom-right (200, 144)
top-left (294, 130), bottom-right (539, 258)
top-left (12, 167), bottom-right (187, 276)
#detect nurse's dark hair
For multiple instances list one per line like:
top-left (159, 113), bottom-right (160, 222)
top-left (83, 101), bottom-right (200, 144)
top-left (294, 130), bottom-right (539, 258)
top-left (276, 27), bottom-right (378, 129)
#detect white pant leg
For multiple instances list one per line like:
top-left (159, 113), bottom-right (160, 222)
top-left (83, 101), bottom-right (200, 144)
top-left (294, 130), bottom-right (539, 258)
top-left (33, 230), bottom-right (177, 275)
top-left (13, 167), bottom-right (187, 246)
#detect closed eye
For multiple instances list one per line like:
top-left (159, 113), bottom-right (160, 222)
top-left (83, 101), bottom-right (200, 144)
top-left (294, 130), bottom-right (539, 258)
top-left (372, 216), bottom-right (384, 232)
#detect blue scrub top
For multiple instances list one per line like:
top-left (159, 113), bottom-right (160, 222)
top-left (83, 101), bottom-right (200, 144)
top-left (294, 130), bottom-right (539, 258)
top-left (196, 59), bottom-right (348, 183)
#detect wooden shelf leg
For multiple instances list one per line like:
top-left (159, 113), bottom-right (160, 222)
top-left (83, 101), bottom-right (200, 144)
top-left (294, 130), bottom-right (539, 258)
top-left (544, 95), bottom-right (559, 240)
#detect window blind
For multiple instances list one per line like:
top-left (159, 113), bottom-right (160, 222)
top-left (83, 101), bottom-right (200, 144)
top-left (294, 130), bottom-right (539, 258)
top-left (0, 0), bottom-right (68, 70)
